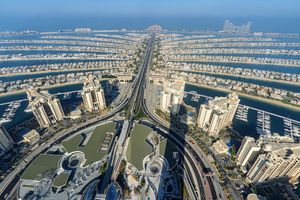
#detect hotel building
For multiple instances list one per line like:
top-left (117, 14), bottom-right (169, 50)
top-left (237, 135), bottom-right (300, 184)
top-left (81, 74), bottom-right (106, 112)
top-left (236, 136), bottom-right (261, 172)
top-left (197, 93), bottom-right (240, 137)
top-left (27, 88), bottom-right (65, 128)
top-left (160, 79), bottom-right (185, 114)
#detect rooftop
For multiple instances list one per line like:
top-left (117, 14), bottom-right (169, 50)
top-left (52, 172), bottom-right (71, 188)
top-left (21, 154), bottom-right (62, 181)
top-left (62, 122), bottom-right (116, 167)
top-left (126, 124), bottom-right (153, 171)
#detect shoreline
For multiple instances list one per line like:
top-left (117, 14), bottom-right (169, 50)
top-left (0, 49), bottom-right (119, 53)
top-left (169, 59), bottom-right (300, 68)
top-left (0, 77), bottom-right (112, 98)
top-left (168, 52), bottom-right (300, 56)
top-left (172, 69), bottom-right (300, 87)
top-left (186, 82), bottom-right (300, 112)
top-left (0, 67), bottom-right (121, 77)
top-left (0, 82), bottom-right (82, 98)
top-left (0, 57), bottom-right (127, 62)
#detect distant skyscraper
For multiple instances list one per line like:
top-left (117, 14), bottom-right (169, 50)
top-left (0, 125), bottom-right (14, 152)
top-left (147, 25), bottom-right (164, 32)
top-left (27, 88), bottom-right (65, 128)
top-left (197, 93), bottom-right (240, 137)
top-left (74, 28), bottom-right (92, 33)
top-left (160, 79), bottom-right (185, 114)
top-left (222, 20), bottom-right (252, 34)
top-left (81, 74), bottom-right (106, 112)
top-left (223, 20), bottom-right (235, 33)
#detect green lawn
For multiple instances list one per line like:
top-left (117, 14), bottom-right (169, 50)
top-left (126, 124), bottom-right (153, 171)
top-left (62, 122), bottom-right (117, 167)
top-left (62, 134), bottom-right (82, 153)
top-left (53, 172), bottom-right (70, 187)
top-left (21, 154), bottom-right (62, 181)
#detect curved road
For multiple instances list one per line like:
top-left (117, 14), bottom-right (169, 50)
top-left (0, 33), bottom-right (224, 200)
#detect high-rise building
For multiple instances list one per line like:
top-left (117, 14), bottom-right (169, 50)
top-left (222, 20), bottom-right (252, 34)
top-left (236, 137), bottom-right (261, 172)
top-left (223, 20), bottom-right (235, 33)
top-left (197, 93), bottom-right (240, 137)
top-left (161, 91), bottom-right (171, 112)
top-left (81, 74), bottom-right (106, 112)
top-left (246, 144), bottom-right (300, 184)
top-left (160, 79), bottom-right (185, 114)
top-left (237, 135), bottom-right (300, 185)
top-left (147, 25), bottom-right (164, 32)
top-left (27, 88), bottom-right (65, 128)
top-left (0, 125), bottom-right (14, 152)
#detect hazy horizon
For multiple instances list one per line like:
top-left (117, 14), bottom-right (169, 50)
top-left (1, 0), bottom-right (300, 17)
top-left (0, 16), bottom-right (300, 33)
top-left (1, 0), bottom-right (300, 32)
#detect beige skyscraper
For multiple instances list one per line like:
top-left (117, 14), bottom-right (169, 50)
top-left (160, 79), bottom-right (185, 114)
top-left (81, 74), bottom-right (106, 112)
top-left (27, 87), bottom-right (65, 128)
top-left (161, 91), bottom-right (171, 112)
top-left (236, 137), bottom-right (261, 172)
top-left (197, 93), bottom-right (240, 137)
top-left (236, 135), bottom-right (300, 185)
top-left (0, 125), bottom-right (14, 152)
top-left (246, 143), bottom-right (300, 184)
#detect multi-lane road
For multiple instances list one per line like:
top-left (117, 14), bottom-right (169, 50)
top-left (0, 38), bottom-right (149, 199)
top-left (0, 33), bottom-right (226, 200)
top-left (127, 33), bottom-right (225, 199)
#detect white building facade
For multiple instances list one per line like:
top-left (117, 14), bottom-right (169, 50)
top-left (27, 88), bottom-right (65, 128)
top-left (81, 75), bottom-right (106, 112)
top-left (160, 79), bottom-right (185, 115)
top-left (197, 93), bottom-right (240, 137)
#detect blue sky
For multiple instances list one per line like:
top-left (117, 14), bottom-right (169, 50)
top-left (1, 0), bottom-right (300, 17)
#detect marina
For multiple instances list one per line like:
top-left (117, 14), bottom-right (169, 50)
top-left (0, 101), bottom-right (20, 124)
top-left (0, 10), bottom-right (300, 200)
top-left (235, 105), bottom-right (249, 122)
top-left (0, 82), bottom-right (299, 140)
top-left (184, 90), bottom-right (300, 137)
top-left (284, 118), bottom-right (300, 139)
top-left (256, 111), bottom-right (271, 136)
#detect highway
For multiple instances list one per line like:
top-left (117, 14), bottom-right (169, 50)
top-left (0, 33), bottom-right (224, 200)
top-left (126, 33), bottom-right (210, 199)
top-left (0, 97), bottom-right (130, 199)
top-left (137, 36), bottom-right (225, 199)
top-left (0, 38), bottom-right (150, 199)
